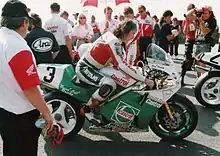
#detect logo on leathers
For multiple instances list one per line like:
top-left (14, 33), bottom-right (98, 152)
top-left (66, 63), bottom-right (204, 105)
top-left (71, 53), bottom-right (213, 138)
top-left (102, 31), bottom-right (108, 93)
top-left (32, 37), bottom-right (53, 52)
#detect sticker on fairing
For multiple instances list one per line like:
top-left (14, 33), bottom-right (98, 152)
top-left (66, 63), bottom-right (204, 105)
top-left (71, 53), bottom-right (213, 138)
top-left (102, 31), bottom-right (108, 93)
top-left (111, 101), bottom-right (140, 124)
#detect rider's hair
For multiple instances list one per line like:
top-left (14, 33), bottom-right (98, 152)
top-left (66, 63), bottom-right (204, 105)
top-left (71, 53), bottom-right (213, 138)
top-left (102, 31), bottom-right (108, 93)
top-left (113, 19), bottom-right (137, 39)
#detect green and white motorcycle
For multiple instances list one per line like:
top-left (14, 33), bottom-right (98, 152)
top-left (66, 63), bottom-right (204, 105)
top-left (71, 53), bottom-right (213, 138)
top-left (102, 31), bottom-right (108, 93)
top-left (37, 44), bottom-right (198, 140)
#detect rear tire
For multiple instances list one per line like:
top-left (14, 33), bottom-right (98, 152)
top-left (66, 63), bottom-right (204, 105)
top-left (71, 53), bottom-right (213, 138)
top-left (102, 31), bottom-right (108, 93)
top-left (194, 71), bottom-right (220, 109)
top-left (44, 92), bottom-right (85, 139)
top-left (150, 93), bottom-right (198, 140)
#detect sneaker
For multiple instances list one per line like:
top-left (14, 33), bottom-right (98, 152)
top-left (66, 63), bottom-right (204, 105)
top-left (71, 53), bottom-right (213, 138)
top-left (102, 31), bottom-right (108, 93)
top-left (85, 112), bottom-right (102, 126)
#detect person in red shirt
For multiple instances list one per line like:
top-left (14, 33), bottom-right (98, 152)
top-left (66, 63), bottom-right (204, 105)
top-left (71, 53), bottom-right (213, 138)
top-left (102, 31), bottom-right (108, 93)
top-left (75, 20), bottom-right (154, 125)
top-left (181, 3), bottom-right (196, 85)
top-left (137, 5), bottom-right (154, 63)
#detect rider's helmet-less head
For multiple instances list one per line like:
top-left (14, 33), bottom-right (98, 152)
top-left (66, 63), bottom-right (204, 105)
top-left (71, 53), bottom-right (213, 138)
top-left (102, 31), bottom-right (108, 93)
top-left (113, 19), bottom-right (137, 42)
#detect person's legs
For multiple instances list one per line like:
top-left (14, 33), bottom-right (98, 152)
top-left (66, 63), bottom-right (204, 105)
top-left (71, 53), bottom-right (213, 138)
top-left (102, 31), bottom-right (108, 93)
top-left (170, 43), bottom-right (174, 56)
top-left (175, 41), bottom-right (179, 56)
top-left (1, 109), bottom-right (41, 156)
top-left (181, 41), bottom-right (194, 85)
top-left (76, 63), bottom-right (116, 125)
top-left (139, 37), bottom-right (152, 63)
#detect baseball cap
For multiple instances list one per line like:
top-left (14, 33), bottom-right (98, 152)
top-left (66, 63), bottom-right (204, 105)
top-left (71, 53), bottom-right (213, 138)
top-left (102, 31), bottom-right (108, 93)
top-left (1, 0), bottom-right (30, 18)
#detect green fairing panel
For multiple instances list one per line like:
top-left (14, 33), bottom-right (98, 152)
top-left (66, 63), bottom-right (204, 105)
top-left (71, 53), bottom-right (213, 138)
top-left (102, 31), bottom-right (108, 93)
top-left (100, 91), bottom-right (160, 129)
top-left (58, 65), bottom-right (97, 102)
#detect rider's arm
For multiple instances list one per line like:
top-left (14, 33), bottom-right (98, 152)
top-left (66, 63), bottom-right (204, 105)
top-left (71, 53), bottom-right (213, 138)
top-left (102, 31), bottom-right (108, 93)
top-left (107, 42), bottom-right (145, 82)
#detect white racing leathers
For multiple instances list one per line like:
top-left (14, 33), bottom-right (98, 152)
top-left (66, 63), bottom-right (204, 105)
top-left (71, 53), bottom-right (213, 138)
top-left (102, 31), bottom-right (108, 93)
top-left (75, 32), bottom-right (145, 103)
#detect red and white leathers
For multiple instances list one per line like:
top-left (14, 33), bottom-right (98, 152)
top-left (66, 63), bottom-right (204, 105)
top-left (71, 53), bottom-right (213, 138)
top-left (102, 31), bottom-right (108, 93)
top-left (75, 32), bottom-right (145, 102)
top-left (124, 19), bottom-right (141, 66)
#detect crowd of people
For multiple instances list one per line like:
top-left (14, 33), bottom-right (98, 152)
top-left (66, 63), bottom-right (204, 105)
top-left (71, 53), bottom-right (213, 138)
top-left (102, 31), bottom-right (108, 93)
top-left (0, 0), bottom-right (219, 156)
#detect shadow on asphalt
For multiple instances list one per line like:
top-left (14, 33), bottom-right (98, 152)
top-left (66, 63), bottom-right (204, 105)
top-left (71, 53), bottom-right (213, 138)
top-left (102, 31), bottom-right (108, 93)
top-left (195, 105), bottom-right (220, 137)
top-left (44, 134), bottom-right (220, 156)
top-left (179, 86), bottom-right (220, 137)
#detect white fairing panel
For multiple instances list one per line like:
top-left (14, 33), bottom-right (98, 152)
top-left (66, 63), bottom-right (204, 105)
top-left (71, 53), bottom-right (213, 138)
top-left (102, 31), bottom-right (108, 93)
top-left (201, 53), bottom-right (220, 66)
top-left (37, 64), bottom-right (68, 88)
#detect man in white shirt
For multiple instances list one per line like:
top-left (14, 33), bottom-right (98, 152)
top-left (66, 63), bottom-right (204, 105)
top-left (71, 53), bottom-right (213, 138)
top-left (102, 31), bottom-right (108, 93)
top-left (0, 0), bottom-right (53, 156)
top-left (99, 6), bottom-right (119, 34)
top-left (44, 3), bottom-right (74, 64)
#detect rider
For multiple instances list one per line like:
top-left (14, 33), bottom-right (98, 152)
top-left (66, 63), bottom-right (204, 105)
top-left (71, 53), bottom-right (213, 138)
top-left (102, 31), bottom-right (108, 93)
top-left (75, 20), bottom-right (154, 125)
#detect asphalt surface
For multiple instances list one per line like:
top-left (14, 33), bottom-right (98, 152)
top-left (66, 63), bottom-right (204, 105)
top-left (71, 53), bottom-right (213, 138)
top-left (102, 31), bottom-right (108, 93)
top-left (0, 45), bottom-right (220, 156)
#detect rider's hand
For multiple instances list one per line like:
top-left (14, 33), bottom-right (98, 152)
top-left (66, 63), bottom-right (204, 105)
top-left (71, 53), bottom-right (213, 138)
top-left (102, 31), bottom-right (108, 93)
top-left (41, 113), bottom-right (54, 133)
top-left (144, 78), bottom-right (155, 89)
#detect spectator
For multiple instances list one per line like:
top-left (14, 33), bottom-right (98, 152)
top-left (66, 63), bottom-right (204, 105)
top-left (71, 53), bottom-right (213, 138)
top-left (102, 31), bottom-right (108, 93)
top-left (152, 15), bottom-right (160, 45)
top-left (25, 13), bottom-right (60, 64)
top-left (61, 11), bottom-right (74, 27)
top-left (90, 15), bottom-right (101, 41)
top-left (170, 17), bottom-right (181, 57)
top-left (186, 5), bottom-right (217, 77)
top-left (123, 6), bottom-right (140, 65)
top-left (99, 6), bottom-right (119, 34)
top-left (44, 2), bottom-right (74, 64)
top-left (72, 13), bottom-right (93, 49)
top-left (137, 5), bottom-right (154, 62)
top-left (119, 15), bottom-right (125, 22)
top-left (0, 1), bottom-right (53, 156)
top-left (181, 3), bottom-right (197, 85)
top-left (159, 10), bottom-right (175, 53)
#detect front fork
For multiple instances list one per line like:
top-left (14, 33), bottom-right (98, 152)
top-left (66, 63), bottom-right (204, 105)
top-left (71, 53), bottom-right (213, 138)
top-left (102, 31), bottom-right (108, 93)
top-left (164, 102), bottom-right (174, 120)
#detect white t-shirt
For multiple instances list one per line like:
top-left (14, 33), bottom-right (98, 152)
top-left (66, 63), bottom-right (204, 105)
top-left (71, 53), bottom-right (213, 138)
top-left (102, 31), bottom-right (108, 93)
top-left (0, 27), bottom-right (40, 114)
top-left (44, 13), bottom-right (70, 46)
top-left (99, 19), bottom-right (119, 34)
top-left (72, 24), bottom-right (93, 38)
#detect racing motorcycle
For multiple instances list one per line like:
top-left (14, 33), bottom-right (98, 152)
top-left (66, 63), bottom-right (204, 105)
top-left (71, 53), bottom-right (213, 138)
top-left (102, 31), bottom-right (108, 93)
top-left (194, 52), bottom-right (220, 109)
top-left (37, 44), bottom-right (198, 140)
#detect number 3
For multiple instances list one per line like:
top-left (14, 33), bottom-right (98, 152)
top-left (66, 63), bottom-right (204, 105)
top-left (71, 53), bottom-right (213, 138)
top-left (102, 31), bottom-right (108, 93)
top-left (43, 66), bottom-right (56, 83)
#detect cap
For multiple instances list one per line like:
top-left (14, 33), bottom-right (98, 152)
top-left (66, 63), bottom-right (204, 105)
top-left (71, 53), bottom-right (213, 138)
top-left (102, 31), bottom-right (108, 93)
top-left (1, 0), bottom-right (30, 18)
top-left (202, 6), bottom-right (212, 12)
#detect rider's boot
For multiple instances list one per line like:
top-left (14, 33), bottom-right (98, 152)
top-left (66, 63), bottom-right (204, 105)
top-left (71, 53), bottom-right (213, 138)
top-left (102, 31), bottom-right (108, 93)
top-left (81, 98), bottom-right (102, 126)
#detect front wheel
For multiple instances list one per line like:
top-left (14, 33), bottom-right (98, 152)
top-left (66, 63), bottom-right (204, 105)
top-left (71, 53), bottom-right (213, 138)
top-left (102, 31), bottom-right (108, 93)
top-left (194, 71), bottom-right (220, 109)
top-left (150, 93), bottom-right (198, 140)
top-left (44, 92), bottom-right (85, 139)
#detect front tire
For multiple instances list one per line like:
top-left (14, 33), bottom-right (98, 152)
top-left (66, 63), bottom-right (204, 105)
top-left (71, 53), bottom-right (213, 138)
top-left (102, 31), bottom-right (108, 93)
top-left (194, 71), bottom-right (220, 109)
top-left (150, 93), bottom-right (198, 140)
top-left (44, 92), bottom-right (85, 139)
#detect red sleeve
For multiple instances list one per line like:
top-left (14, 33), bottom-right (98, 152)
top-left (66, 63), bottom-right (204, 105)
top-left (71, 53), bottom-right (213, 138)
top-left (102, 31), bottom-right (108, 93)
top-left (8, 50), bottom-right (40, 91)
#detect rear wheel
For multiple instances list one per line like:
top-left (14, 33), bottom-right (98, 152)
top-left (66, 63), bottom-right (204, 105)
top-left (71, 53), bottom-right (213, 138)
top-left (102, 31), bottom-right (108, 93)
top-left (150, 93), bottom-right (198, 140)
top-left (44, 92), bottom-right (85, 139)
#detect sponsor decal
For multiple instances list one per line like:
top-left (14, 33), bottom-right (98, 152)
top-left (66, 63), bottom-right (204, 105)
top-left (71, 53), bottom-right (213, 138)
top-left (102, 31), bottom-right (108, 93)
top-left (111, 74), bottom-right (129, 86)
top-left (111, 101), bottom-right (140, 124)
top-left (59, 84), bottom-right (80, 96)
top-left (83, 67), bottom-right (99, 82)
top-left (26, 64), bottom-right (37, 76)
top-left (151, 64), bottom-right (165, 70)
top-left (114, 42), bottom-right (122, 55)
top-left (32, 37), bottom-right (53, 52)
top-left (146, 95), bottom-right (163, 108)
top-left (162, 89), bottom-right (174, 99)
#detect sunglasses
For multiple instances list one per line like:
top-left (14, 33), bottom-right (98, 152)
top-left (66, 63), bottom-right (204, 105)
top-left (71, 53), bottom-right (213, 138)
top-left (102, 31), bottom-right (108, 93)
top-left (138, 10), bottom-right (144, 13)
top-left (80, 17), bottom-right (86, 19)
